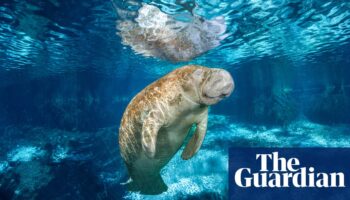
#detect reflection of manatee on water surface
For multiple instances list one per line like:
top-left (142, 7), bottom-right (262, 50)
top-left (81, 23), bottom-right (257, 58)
top-left (116, 4), bottom-right (228, 62)
top-left (118, 65), bottom-right (234, 194)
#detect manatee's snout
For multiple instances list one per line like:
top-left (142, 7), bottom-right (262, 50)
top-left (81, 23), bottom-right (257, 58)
top-left (216, 70), bottom-right (234, 97)
top-left (201, 69), bottom-right (234, 105)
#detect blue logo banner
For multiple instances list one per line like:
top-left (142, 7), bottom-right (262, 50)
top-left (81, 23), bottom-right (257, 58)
top-left (229, 148), bottom-right (350, 200)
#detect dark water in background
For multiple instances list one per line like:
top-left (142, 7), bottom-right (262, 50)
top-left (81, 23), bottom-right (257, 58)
top-left (0, 0), bottom-right (350, 199)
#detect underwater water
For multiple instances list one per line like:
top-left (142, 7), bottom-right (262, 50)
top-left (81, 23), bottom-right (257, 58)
top-left (0, 0), bottom-right (350, 199)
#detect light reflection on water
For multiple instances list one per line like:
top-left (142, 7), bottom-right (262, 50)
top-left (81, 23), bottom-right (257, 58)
top-left (0, 0), bottom-right (349, 78)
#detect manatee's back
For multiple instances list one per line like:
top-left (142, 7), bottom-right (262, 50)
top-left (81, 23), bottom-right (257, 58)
top-left (118, 66), bottom-right (195, 163)
top-left (118, 74), bottom-right (173, 164)
top-left (118, 91), bottom-right (146, 164)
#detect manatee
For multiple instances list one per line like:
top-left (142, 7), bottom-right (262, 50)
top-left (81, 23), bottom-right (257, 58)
top-left (118, 65), bottom-right (234, 194)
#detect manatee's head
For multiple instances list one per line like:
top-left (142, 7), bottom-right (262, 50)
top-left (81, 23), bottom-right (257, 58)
top-left (198, 68), bottom-right (234, 105)
top-left (179, 66), bottom-right (234, 105)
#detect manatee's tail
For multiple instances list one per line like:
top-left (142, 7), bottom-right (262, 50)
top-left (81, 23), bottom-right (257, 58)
top-left (124, 173), bottom-right (168, 195)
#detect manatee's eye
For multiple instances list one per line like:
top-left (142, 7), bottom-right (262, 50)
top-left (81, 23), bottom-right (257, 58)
top-left (193, 69), bottom-right (203, 79)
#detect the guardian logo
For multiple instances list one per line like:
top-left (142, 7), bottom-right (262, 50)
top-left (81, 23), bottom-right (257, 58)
top-left (234, 152), bottom-right (345, 188)
top-left (229, 148), bottom-right (350, 200)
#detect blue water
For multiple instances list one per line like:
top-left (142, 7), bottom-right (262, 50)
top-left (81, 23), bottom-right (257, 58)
top-left (0, 0), bottom-right (350, 199)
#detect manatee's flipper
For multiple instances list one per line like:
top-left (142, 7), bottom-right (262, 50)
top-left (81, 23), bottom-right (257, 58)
top-left (140, 173), bottom-right (168, 195)
top-left (127, 172), bottom-right (168, 194)
top-left (181, 113), bottom-right (208, 160)
top-left (141, 112), bottom-right (163, 158)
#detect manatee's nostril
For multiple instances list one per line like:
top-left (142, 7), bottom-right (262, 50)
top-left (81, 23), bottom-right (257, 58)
top-left (220, 90), bottom-right (232, 98)
top-left (224, 82), bottom-right (233, 91)
top-left (220, 82), bottom-right (233, 97)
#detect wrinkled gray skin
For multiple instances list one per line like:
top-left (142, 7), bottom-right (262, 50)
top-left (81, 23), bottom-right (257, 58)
top-left (119, 65), bottom-right (234, 194)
